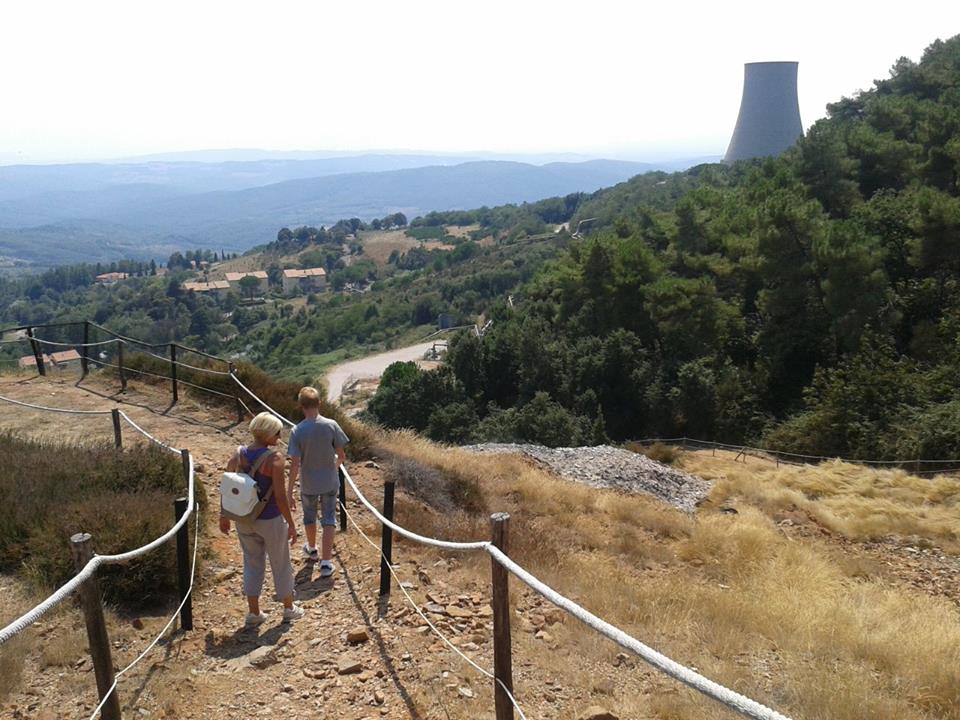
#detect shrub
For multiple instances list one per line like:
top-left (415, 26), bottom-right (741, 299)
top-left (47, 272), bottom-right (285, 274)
top-left (626, 441), bottom-right (681, 465)
top-left (0, 434), bottom-right (189, 607)
top-left (384, 455), bottom-right (486, 514)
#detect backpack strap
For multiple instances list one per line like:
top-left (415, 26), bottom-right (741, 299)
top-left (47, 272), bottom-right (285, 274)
top-left (247, 449), bottom-right (277, 502)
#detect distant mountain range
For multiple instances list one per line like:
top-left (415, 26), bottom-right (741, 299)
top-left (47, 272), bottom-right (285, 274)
top-left (0, 153), bottom-right (718, 269)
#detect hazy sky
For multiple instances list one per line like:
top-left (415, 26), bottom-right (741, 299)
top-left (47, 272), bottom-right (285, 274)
top-left (2, 1), bottom-right (957, 164)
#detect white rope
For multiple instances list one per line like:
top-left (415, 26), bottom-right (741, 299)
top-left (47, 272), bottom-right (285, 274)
top-left (341, 466), bottom-right (488, 551)
top-left (229, 372), bottom-right (296, 428)
top-left (32, 337), bottom-right (120, 348)
top-left (0, 392), bottom-right (114, 415)
top-left (118, 411), bottom-right (179, 453)
top-left (342, 503), bottom-right (529, 720)
top-left (486, 545), bottom-right (790, 720)
top-left (87, 490), bottom-right (200, 719)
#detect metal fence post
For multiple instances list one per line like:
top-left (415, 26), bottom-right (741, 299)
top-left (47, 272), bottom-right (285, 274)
top-left (174, 495), bottom-right (193, 631)
top-left (169, 344), bottom-right (178, 403)
top-left (490, 512), bottom-right (514, 720)
top-left (379, 479), bottom-right (395, 596)
top-left (26, 327), bottom-right (45, 376)
top-left (70, 533), bottom-right (121, 720)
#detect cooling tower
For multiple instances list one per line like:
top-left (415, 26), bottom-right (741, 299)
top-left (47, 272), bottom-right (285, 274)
top-left (724, 61), bottom-right (803, 163)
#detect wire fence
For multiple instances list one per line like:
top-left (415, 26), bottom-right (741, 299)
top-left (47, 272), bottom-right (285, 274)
top-left (634, 436), bottom-right (960, 476)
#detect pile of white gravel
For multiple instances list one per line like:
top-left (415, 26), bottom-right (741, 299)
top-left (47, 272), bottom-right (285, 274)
top-left (462, 443), bottom-right (711, 513)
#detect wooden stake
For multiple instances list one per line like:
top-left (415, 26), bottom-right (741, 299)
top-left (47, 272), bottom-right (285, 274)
top-left (379, 479), bottom-right (395, 597)
top-left (111, 409), bottom-right (122, 449)
top-left (174, 496), bottom-right (193, 630)
top-left (338, 467), bottom-right (347, 532)
top-left (81, 321), bottom-right (90, 377)
top-left (169, 344), bottom-right (178, 403)
top-left (26, 327), bottom-right (45, 377)
top-left (70, 533), bottom-right (121, 720)
top-left (490, 512), bottom-right (514, 720)
top-left (117, 341), bottom-right (126, 391)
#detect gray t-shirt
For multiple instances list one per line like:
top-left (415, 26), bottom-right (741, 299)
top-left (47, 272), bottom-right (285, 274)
top-left (288, 415), bottom-right (350, 495)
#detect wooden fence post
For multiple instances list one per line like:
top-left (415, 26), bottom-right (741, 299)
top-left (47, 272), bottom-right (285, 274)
top-left (81, 321), bottom-right (90, 377)
top-left (117, 341), bottom-right (127, 391)
top-left (111, 409), bottom-right (122, 449)
top-left (379, 479), bottom-right (395, 597)
top-left (26, 328), bottom-right (45, 377)
top-left (174, 495), bottom-right (193, 631)
top-left (70, 533), bottom-right (121, 720)
top-left (338, 467), bottom-right (347, 532)
top-left (490, 512), bottom-right (514, 720)
top-left (169, 344), bottom-right (178, 403)
top-left (228, 362), bottom-right (244, 424)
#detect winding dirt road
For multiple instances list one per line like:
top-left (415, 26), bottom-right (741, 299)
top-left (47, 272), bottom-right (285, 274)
top-left (324, 341), bottom-right (440, 403)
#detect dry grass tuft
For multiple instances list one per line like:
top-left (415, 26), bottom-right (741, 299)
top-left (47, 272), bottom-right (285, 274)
top-left (684, 451), bottom-right (960, 551)
top-left (626, 440), bottom-right (682, 465)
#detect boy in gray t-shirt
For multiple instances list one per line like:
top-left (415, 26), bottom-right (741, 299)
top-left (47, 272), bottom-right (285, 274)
top-left (287, 386), bottom-right (349, 577)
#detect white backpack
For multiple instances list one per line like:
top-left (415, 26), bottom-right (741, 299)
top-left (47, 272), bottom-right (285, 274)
top-left (220, 448), bottom-right (276, 530)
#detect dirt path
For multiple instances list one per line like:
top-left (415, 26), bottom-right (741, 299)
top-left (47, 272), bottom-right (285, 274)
top-left (0, 373), bottom-right (638, 720)
top-left (324, 342), bottom-right (439, 403)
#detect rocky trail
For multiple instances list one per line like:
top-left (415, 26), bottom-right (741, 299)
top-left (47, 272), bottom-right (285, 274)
top-left (0, 374), bottom-right (638, 720)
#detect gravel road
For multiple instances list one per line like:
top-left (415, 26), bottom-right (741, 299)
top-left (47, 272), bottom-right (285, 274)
top-left (324, 341), bottom-right (439, 403)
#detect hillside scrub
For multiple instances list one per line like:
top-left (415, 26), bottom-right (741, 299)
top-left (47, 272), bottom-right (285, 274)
top-left (0, 434), bottom-right (188, 606)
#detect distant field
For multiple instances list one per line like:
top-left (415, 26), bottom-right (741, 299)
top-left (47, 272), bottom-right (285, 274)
top-left (358, 229), bottom-right (419, 267)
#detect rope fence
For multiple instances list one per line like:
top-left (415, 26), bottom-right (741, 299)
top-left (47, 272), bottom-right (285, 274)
top-left (234, 381), bottom-right (795, 720)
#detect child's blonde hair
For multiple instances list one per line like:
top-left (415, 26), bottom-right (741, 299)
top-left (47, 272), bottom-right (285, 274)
top-left (298, 386), bottom-right (321, 409)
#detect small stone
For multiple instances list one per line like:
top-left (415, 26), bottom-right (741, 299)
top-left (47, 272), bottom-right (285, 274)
top-left (446, 605), bottom-right (474, 619)
top-left (337, 657), bottom-right (363, 675)
top-left (215, 568), bottom-right (237, 583)
top-left (543, 608), bottom-right (565, 625)
top-left (458, 687), bottom-right (475, 699)
top-left (374, 690), bottom-right (385, 704)
top-left (534, 630), bottom-right (553, 642)
top-left (282, 684), bottom-right (294, 693)
top-left (423, 603), bottom-right (446, 614)
top-left (477, 605), bottom-right (493, 617)
top-left (347, 627), bottom-right (369, 643)
top-left (131, 617), bottom-right (145, 630)
top-left (364, 461), bottom-right (381, 469)
top-left (578, 707), bottom-right (619, 720)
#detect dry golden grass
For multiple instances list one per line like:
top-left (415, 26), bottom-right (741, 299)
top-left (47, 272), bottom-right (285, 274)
top-left (684, 450), bottom-right (960, 551)
top-left (377, 430), bottom-right (960, 720)
top-left (357, 229), bottom-right (420, 267)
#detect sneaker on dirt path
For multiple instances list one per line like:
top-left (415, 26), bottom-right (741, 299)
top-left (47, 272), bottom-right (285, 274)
top-left (302, 544), bottom-right (318, 560)
top-left (319, 560), bottom-right (336, 578)
top-left (244, 612), bottom-right (268, 627)
top-left (282, 605), bottom-right (305, 623)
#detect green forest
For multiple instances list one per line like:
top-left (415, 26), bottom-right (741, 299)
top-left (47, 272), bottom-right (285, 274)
top-left (367, 36), bottom-right (960, 459)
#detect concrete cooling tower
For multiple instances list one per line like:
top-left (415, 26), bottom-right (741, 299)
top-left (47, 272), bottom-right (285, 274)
top-left (724, 61), bottom-right (803, 163)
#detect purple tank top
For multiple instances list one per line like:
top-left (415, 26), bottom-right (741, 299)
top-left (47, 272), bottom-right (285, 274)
top-left (240, 446), bottom-right (281, 520)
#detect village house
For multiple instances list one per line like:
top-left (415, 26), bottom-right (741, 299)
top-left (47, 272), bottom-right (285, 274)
top-left (94, 272), bottom-right (129, 286)
top-left (18, 349), bottom-right (81, 371)
top-left (282, 267), bottom-right (327, 295)
top-left (182, 280), bottom-right (230, 298)
top-left (225, 271), bottom-right (269, 295)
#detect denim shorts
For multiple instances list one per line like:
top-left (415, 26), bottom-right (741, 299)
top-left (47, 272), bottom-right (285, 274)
top-left (301, 492), bottom-right (338, 527)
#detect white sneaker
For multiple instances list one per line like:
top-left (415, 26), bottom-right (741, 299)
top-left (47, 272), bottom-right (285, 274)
top-left (244, 612), bottom-right (268, 627)
top-left (319, 560), bottom-right (336, 578)
top-left (302, 544), bottom-right (319, 560)
top-left (282, 605), bottom-right (305, 623)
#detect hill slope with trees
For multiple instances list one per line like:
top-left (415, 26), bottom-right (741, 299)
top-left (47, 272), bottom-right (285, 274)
top-left (368, 35), bottom-right (960, 460)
